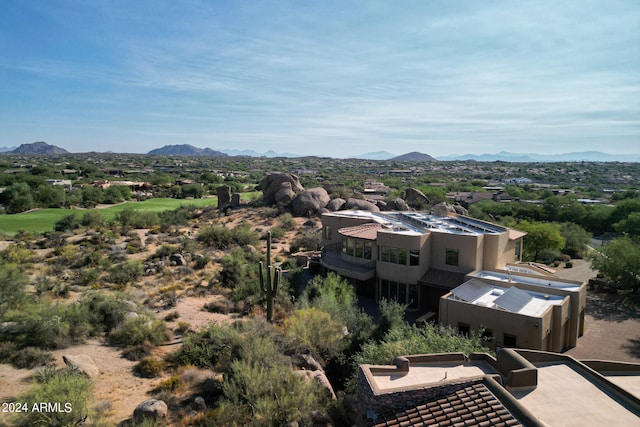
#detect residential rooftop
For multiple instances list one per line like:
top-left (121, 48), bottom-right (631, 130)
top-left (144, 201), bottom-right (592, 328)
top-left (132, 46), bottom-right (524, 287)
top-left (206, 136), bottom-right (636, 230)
top-left (473, 270), bottom-right (583, 291)
top-left (323, 210), bottom-right (513, 236)
top-left (358, 350), bottom-right (640, 426)
top-left (449, 279), bottom-right (565, 317)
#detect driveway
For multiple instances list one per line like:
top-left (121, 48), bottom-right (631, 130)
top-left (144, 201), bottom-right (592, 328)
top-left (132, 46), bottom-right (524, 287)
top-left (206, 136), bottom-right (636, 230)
top-left (556, 260), bottom-right (640, 363)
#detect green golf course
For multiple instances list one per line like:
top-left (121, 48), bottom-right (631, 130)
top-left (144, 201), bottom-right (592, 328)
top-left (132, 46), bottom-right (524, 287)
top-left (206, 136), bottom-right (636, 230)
top-left (0, 193), bottom-right (260, 236)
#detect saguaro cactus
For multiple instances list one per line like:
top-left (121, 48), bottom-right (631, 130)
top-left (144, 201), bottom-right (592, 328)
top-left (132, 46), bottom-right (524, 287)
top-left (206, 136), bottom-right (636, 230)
top-left (259, 230), bottom-right (281, 323)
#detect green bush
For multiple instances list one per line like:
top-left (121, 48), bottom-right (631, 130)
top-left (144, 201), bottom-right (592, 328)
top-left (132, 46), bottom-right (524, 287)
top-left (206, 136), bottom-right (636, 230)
top-left (0, 343), bottom-right (54, 369)
top-left (54, 213), bottom-right (81, 232)
top-left (135, 356), bottom-right (165, 378)
top-left (108, 315), bottom-right (169, 347)
top-left (278, 213), bottom-right (296, 231)
top-left (14, 367), bottom-right (92, 427)
top-left (81, 291), bottom-right (133, 332)
top-left (283, 308), bottom-right (345, 358)
top-left (108, 260), bottom-right (143, 285)
top-left (197, 226), bottom-right (232, 249)
top-left (289, 230), bottom-right (322, 253)
top-left (0, 260), bottom-right (29, 316)
top-left (172, 322), bottom-right (242, 369)
top-left (217, 360), bottom-right (326, 426)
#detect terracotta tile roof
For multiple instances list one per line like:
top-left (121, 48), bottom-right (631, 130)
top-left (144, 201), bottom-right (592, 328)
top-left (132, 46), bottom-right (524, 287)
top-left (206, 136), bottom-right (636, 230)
top-left (364, 382), bottom-right (524, 427)
top-left (338, 222), bottom-right (381, 240)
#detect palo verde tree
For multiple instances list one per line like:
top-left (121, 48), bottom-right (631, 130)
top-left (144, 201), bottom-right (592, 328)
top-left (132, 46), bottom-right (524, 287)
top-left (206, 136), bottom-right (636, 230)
top-left (587, 236), bottom-right (640, 293)
top-left (516, 220), bottom-right (565, 262)
top-left (259, 230), bottom-right (281, 323)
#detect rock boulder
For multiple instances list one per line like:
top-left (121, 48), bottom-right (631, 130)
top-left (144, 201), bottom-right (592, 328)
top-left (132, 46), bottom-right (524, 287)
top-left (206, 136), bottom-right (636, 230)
top-left (133, 399), bottom-right (168, 422)
top-left (344, 198), bottom-right (380, 212)
top-left (62, 354), bottom-right (99, 378)
top-left (260, 173), bottom-right (304, 205)
top-left (404, 188), bottom-right (430, 208)
top-left (291, 188), bottom-right (331, 217)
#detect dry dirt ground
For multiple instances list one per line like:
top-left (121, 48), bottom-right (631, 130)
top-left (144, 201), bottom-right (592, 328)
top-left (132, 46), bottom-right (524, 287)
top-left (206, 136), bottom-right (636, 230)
top-left (0, 208), bottom-right (308, 426)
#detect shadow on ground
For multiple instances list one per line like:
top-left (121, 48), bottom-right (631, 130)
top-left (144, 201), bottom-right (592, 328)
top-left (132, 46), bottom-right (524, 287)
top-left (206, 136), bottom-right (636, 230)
top-left (623, 337), bottom-right (640, 358)
top-left (586, 292), bottom-right (640, 322)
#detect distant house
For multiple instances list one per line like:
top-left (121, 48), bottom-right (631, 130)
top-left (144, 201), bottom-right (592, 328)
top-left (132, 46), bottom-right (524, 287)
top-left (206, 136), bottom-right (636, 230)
top-left (45, 179), bottom-right (72, 190)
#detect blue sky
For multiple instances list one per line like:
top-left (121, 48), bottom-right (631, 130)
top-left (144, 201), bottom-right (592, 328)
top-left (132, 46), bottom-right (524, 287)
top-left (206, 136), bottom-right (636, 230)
top-left (1, 0), bottom-right (638, 157)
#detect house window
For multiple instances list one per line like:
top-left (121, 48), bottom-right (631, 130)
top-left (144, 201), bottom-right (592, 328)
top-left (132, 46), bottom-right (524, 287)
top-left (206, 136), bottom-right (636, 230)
top-left (410, 250), bottom-right (420, 266)
top-left (364, 241), bottom-right (372, 260)
top-left (515, 240), bottom-right (522, 261)
top-left (379, 280), bottom-right (419, 310)
top-left (504, 333), bottom-right (517, 347)
top-left (343, 238), bottom-right (372, 260)
top-left (381, 246), bottom-right (390, 263)
top-left (445, 249), bottom-right (459, 266)
top-left (458, 323), bottom-right (470, 337)
top-left (481, 328), bottom-right (493, 342)
top-left (380, 246), bottom-right (407, 265)
top-left (323, 225), bottom-right (332, 240)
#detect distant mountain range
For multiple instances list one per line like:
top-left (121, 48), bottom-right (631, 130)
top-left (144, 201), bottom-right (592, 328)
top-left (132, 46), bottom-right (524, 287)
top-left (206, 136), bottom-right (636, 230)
top-left (1, 142), bottom-right (638, 163)
top-left (437, 151), bottom-right (640, 162)
top-left (0, 141), bottom-right (69, 155)
top-left (148, 144), bottom-right (227, 156)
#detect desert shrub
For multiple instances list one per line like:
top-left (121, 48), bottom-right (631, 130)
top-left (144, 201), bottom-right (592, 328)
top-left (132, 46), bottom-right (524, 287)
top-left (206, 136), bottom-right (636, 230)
top-left (135, 356), bottom-right (165, 378)
top-left (81, 210), bottom-right (105, 228)
top-left (53, 244), bottom-right (82, 266)
top-left (289, 230), bottom-right (322, 253)
top-left (193, 254), bottom-right (211, 270)
top-left (73, 267), bottom-right (101, 287)
top-left (1, 243), bottom-right (37, 264)
top-left (80, 291), bottom-right (133, 332)
top-left (565, 261), bottom-right (573, 268)
top-left (13, 367), bottom-right (92, 427)
top-left (54, 213), bottom-right (81, 232)
top-left (347, 323), bottom-right (490, 393)
top-left (108, 314), bottom-right (169, 347)
top-left (156, 374), bottom-right (181, 392)
top-left (121, 341), bottom-right (155, 361)
top-left (0, 260), bottom-right (29, 316)
top-left (197, 226), bottom-right (232, 249)
top-left (283, 308), bottom-right (345, 358)
top-left (108, 260), bottom-right (143, 285)
top-left (217, 360), bottom-right (326, 426)
top-left (299, 273), bottom-right (374, 346)
top-left (172, 322), bottom-right (242, 369)
top-left (231, 222), bottom-right (260, 246)
top-left (268, 226), bottom-right (285, 241)
top-left (1, 301), bottom-right (93, 349)
top-left (0, 343), bottom-right (54, 369)
top-left (278, 213), bottom-right (296, 230)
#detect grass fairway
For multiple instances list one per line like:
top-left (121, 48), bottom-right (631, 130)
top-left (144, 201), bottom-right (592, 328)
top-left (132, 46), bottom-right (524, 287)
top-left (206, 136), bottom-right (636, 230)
top-left (0, 193), bottom-right (261, 236)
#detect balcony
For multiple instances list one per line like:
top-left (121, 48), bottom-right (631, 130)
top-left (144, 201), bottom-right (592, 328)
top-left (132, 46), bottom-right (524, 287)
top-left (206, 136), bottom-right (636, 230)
top-left (320, 244), bottom-right (376, 281)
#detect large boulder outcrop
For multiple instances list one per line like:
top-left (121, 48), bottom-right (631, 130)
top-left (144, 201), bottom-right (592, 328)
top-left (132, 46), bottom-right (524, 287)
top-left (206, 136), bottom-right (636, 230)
top-left (275, 182), bottom-right (297, 205)
top-left (291, 188), bottom-right (331, 217)
top-left (133, 399), bottom-right (168, 423)
top-left (326, 198), bottom-right (346, 212)
top-left (344, 198), bottom-right (380, 212)
top-left (62, 354), bottom-right (99, 378)
top-left (260, 173), bottom-right (304, 205)
top-left (386, 198), bottom-right (410, 211)
top-left (404, 188), bottom-right (430, 208)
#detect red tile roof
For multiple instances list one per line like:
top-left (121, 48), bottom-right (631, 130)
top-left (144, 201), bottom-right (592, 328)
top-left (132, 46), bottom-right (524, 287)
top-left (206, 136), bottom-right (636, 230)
top-left (338, 222), bottom-right (382, 240)
top-left (364, 382), bottom-right (524, 427)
